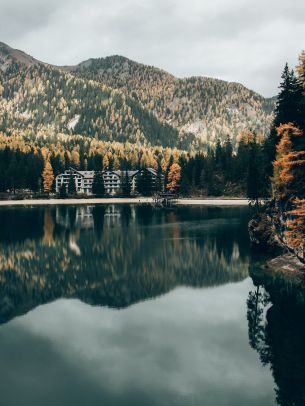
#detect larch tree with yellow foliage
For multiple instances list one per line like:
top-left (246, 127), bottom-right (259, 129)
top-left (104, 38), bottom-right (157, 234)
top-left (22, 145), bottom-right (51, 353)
top-left (285, 199), bottom-right (305, 259)
top-left (42, 160), bottom-right (54, 194)
top-left (272, 123), bottom-right (305, 201)
top-left (166, 163), bottom-right (181, 193)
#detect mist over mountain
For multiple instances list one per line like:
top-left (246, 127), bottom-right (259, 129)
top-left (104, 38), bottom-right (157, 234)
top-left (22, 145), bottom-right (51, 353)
top-left (0, 42), bottom-right (275, 149)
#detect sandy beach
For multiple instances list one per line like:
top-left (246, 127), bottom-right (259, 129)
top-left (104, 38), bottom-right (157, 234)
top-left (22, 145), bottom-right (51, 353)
top-left (0, 197), bottom-right (249, 206)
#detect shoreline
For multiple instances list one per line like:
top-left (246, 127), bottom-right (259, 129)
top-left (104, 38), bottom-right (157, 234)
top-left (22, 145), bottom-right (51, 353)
top-left (0, 197), bottom-right (249, 207)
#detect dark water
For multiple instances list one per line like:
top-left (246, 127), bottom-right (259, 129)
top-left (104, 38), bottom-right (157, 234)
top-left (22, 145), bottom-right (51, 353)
top-left (0, 204), bottom-right (302, 406)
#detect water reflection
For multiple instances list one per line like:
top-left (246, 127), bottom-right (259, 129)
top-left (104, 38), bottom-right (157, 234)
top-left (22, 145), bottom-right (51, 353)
top-left (248, 267), bottom-right (305, 406)
top-left (0, 205), bottom-right (250, 325)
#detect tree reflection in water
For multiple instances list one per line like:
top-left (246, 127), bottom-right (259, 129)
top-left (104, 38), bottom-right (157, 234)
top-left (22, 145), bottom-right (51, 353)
top-left (248, 269), bottom-right (305, 406)
top-left (0, 205), bottom-right (250, 326)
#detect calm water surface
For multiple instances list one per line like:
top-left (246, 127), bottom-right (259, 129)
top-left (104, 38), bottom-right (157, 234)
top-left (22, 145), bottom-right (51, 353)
top-left (0, 204), bottom-right (300, 406)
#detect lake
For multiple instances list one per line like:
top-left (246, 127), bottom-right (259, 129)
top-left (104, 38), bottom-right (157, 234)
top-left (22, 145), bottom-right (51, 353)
top-left (0, 204), bottom-right (298, 406)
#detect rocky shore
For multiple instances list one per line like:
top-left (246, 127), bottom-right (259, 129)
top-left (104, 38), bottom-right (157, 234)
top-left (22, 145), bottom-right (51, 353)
top-left (249, 206), bottom-right (305, 286)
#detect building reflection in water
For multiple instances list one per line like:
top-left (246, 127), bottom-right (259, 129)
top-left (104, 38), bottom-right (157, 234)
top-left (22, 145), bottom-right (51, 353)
top-left (0, 205), bottom-right (250, 326)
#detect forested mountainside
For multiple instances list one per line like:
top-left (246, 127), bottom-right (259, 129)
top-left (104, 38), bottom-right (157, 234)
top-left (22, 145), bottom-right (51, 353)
top-left (70, 55), bottom-right (275, 146)
top-left (0, 42), bottom-right (193, 149)
top-left (0, 42), bottom-right (275, 150)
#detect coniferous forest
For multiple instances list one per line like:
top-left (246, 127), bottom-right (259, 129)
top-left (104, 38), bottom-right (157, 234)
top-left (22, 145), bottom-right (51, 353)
top-left (0, 42), bottom-right (304, 203)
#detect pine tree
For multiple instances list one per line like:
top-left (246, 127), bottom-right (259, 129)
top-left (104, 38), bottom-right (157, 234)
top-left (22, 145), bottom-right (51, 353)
top-left (179, 172), bottom-right (190, 196)
top-left (164, 155), bottom-right (174, 189)
top-left (92, 171), bottom-right (105, 196)
top-left (6, 154), bottom-right (18, 193)
top-left (121, 171), bottom-right (131, 197)
top-left (155, 160), bottom-right (163, 192)
top-left (296, 51), bottom-right (305, 89)
top-left (42, 160), bottom-right (54, 194)
top-left (274, 64), bottom-right (303, 128)
top-left (224, 135), bottom-right (233, 180)
top-left (68, 173), bottom-right (76, 195)
top-left (295, 51), bottom-right (305, 143)
top-left (263, 62), bottom-right (304, 192)
top-left (247, 140), bottom-right (261, 206)
top-left (215, 139), bottom-right (223, 166)
top-left (59, 184), bottom-right (67, 198)
top-left (137, 169), bottom-right (153, 196)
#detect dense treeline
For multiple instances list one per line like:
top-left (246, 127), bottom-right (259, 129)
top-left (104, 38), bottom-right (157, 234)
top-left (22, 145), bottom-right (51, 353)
top-left (256, 51), bottom-right (305, 259)
top-left (0, 128), bottom-right (267, 197)
top-left (178, 132), bottom-right (266, 197)
top-left (0, 147), bottom-right (44, 192)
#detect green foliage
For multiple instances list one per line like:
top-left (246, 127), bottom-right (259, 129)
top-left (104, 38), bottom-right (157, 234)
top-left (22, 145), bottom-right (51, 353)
top-left (246, 140), bottom-right (264, 203)
top-left (264, 62), bottom-right (305, 186)
top-left (137, 169), bottom-right (154, 196)
top-left (92, 171), bottom-right (105, 196)
top-left (274, 63), bottom-right (304, 130)
top-left (68, 173), bottom-right (76, 195)
top-left (59, 184), bottom-right (67, 198)
top-left (121, 171), bottom-right (131, 197)
top-left (155, 160), bottom-right (163, 193)
top-left (0, 147), bottom-right (43, 193)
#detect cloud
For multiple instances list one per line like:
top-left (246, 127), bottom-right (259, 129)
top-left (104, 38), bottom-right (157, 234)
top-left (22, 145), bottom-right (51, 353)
top-left (0, 0), bottom-right (304, 96)
top-left (0, 280), bottom-right (275, 405)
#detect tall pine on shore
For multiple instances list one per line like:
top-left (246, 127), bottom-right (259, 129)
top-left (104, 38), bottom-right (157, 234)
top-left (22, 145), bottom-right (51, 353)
top-left (263, 61), bottom-right (305, 188)
top-left (269, 52), bottom-right (305, 260)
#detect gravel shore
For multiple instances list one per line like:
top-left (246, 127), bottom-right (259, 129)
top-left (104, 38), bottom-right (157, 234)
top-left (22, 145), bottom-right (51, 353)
top-left (0, 197), bottom-right (249, 206)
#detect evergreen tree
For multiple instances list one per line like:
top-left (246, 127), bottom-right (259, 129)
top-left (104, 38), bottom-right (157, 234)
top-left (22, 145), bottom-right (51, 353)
top-left (179, 172), bottom-right (190, 196)
top-left (164, 155), bottom-right (174, 189)
top-left (59, 184), bottom-right (67, 198)
top-left (274, 64), bottom-right (303, 128)
top-left (155, 160), bottom-right (163, 192)
top-left (92, 171), bottom-right (105, 196)
top-left (247, 141), bottom-right (261, 206)
top-left (215, 139), bottom-right (223, 166)
top-left (121, 171), bottom-right (131, 197)
top-left (224, 135), bottom-right (233, 180)
top-left (6, 154), bottom-right (18, 193)
top-left (264, 60), bottom-right (305, 193)
top-left (137, 169), bottom-right (153, 196)
top-left (68, 173), bottom-right (76, 195)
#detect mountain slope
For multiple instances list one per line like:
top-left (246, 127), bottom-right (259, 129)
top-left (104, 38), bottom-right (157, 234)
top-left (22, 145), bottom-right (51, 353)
top-left (0, 42), bottom-right (275, 149)
top-left (70, 55), bottom-right (275, 146)
top-left (0, 43), bottom-right (191, 148)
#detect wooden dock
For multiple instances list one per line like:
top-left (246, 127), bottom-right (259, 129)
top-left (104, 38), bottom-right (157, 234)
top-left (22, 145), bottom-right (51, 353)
top-left (153, 193), bottom-right (178, 207)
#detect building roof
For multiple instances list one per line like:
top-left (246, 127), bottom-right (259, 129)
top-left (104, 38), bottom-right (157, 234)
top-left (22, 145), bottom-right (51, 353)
top-left (77, 171), bottom-right (95, 179)
top-left (56, 167), bottom-right (157, 180)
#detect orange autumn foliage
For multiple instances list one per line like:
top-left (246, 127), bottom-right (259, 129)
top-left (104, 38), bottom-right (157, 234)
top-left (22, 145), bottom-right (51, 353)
top-left (272, 123), bottom-right (304, 200)
top-left (166, 163), bottom-right (181, 193)
top-left (42, 160), bottom-right (54, 193)
top-left (285, 199), bottom-right (305, 258)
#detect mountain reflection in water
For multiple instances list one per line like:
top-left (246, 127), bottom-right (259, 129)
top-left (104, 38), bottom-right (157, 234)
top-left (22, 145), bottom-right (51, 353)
top-left (0, 205), bottom-right (250, 324)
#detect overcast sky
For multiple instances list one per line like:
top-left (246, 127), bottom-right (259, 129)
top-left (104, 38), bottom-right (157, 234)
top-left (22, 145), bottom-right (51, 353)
top-left (0, 0), bottom-right (304, 97)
